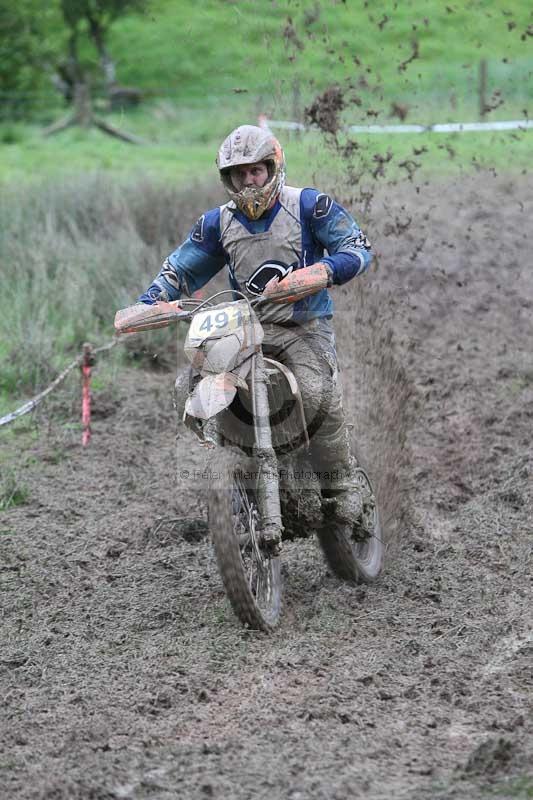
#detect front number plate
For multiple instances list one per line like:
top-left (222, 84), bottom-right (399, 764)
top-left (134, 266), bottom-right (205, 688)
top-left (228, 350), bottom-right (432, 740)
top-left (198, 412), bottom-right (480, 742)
top-left (189, 304), bottom-right (250, 342)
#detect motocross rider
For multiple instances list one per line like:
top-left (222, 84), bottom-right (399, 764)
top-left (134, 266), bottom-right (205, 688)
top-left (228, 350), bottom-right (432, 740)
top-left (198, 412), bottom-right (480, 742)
top-left (138, 124), bottom-right (373, 530)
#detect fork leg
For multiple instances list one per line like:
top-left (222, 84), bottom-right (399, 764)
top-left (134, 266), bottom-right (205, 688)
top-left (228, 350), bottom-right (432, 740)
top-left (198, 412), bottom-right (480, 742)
top-left (251, 353), bottom-right (283, 550)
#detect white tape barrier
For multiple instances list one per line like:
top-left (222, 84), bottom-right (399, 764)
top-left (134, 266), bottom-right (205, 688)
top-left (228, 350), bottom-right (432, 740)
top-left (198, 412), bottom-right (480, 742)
top-left (0, 339), bottom-right (117, 428)
top-left (262, 118), bottom-right (533, 134)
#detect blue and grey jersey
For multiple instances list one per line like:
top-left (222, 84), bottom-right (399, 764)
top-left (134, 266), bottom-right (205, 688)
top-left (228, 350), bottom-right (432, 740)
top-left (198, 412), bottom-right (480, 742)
top-left (139, 185), bottom-right (372, 324)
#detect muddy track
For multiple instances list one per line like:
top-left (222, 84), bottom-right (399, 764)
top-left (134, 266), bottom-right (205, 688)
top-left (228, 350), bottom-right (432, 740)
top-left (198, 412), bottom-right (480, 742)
top-left (1, 173), bottom-right (532, 799)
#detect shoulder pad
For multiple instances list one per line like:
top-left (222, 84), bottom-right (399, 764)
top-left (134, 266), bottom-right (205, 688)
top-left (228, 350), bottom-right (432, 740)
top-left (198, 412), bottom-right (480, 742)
top-left (313, 193), bottom-right (333, 219)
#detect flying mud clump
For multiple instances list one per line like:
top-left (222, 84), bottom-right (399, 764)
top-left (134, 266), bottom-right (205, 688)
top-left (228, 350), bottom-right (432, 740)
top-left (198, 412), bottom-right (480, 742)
top-left (305, 84), bottom-right (345, 136)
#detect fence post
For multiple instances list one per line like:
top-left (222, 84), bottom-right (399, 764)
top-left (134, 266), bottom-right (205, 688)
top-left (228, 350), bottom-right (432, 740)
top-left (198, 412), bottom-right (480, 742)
top-left (478, 59), bottom-right (488, 119)
top-left (81, 342), bottom-right (95, 447)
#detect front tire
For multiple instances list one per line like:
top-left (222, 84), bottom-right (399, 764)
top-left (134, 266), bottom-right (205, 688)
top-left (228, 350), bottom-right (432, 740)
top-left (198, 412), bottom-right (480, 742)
top-left (318, 467), bottom-right (383, 583)
top-left (208, 449), bottom-right (282, 631)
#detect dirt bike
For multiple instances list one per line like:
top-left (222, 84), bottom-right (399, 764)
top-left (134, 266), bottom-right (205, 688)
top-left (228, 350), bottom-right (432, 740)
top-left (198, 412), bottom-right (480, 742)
top-left (115, 264), bottom-right (383, 631)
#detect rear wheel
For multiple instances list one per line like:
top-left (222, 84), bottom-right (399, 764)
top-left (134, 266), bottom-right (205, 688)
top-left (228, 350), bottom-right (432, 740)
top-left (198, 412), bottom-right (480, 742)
top-left (209, 449), bottom-right (282, 631)
top-left (318, 467), bottom-right (383, 583)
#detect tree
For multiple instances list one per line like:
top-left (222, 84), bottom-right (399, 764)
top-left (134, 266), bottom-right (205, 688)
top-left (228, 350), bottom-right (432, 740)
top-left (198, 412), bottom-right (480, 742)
top-left (43, 0), bottom-right (148, 142)
top-left (0, 0), bottom-right (148, 128)
top-left (60, 0), bottom-right (149, 95)
top-left (0, 1), bottom-right (62, 118)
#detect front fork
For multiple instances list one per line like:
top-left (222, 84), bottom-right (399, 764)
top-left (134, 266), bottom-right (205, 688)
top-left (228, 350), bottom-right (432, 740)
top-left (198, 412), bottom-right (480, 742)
top-left (251, 352), bottom-right (283, 551)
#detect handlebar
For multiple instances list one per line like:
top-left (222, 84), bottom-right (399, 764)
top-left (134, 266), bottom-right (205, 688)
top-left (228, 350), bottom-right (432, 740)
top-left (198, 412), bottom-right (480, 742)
top-left (114, 264), bottom-right (330, 336)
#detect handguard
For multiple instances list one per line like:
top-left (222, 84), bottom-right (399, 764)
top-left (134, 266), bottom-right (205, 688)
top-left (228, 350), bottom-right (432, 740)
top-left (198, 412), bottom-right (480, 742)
top-left (262, 262), bottom-right (331, 304)
top-left (114, 300), bottom-right (185, 335)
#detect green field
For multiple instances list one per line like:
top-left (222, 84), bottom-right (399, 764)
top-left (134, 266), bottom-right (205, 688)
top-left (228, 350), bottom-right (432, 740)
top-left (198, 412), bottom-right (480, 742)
top-left (1, 0), bottom-right (532, 184)
top-left (107, 0), bottom-right (533, 113)
top-left (1, 109), bottom-right (531, 189)
top-left (5, 1), bottom-right (533, 113)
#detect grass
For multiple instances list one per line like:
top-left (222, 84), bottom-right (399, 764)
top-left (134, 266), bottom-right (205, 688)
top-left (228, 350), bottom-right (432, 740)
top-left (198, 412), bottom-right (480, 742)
top-left (0, 116), bottom-right (530, 411)
top-left (0, 120), bottom-right (216, 184)
top-left (107, 0), bottom-right (533, 114)
top-left (0, 173), bottom-right (224, 402)
top-left (0, 469), bottom-right (30, 511)
top-left (0, 112), bottom-right (530, 187)
top-left (1, 0), bottom-right (532, 185)
top-left (487, 776), bottom-right (533, 798)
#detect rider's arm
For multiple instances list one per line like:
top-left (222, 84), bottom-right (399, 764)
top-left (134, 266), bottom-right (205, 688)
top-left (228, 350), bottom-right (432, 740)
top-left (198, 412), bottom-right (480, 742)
top-left (300, 189), bottom-right (373, 285)
top-left (138, 208), bottom-right (226, 304)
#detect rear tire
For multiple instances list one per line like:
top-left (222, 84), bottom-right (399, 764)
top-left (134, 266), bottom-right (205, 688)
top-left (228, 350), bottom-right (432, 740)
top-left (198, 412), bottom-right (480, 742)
top-left (318, 467), bottom-right (383, 583)
top-left (208, 449), bottom-right (282, 631)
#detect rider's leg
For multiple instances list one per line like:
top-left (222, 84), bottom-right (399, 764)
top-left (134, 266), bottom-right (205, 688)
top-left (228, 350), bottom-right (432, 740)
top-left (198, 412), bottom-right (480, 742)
top-left (262, 319), bottom-right (364, 526)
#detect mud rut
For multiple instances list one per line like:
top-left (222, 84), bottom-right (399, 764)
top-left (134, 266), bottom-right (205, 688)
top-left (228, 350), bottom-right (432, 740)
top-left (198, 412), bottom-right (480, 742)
top-left (2, 174), bottom-right (532, 799)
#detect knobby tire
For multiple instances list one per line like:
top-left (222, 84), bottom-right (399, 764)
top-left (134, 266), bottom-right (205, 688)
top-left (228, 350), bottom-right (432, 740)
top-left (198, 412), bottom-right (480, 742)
top-left (318, 467), bottom-right (383, 583)
top-left (209, 449), bottom-right (282, 632)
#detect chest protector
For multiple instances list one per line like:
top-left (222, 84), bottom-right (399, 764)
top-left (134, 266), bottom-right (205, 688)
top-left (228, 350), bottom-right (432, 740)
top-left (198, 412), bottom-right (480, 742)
top-left (219, 186), bottom-right (306, 324)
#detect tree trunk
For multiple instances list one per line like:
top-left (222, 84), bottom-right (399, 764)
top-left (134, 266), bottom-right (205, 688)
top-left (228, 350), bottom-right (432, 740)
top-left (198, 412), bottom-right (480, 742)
top-left (66, 27), bottom-right (83, 85)
top-left (42, 81), bottom-right (92, 136)
top-left (87, 14), bottom-right (117, 95)
top-left (43, 15), bottom-right (142, 144)
top-left (72, 82), bottom-right (93, 127)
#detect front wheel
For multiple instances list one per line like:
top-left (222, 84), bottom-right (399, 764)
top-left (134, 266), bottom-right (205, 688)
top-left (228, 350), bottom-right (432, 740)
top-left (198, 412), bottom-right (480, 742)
top-left (208, 449), bottom-right (282, 631)
top-left (318, 468), bottom-right (383, 583)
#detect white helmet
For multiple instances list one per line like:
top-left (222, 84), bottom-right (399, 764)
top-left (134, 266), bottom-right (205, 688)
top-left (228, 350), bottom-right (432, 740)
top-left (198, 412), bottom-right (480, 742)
top-left (217, 125), bottom-right (286, 220)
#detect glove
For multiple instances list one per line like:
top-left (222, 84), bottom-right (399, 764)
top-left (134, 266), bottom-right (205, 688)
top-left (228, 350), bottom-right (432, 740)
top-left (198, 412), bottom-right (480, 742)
top-left (138, 287), bottom-right (170, 305)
